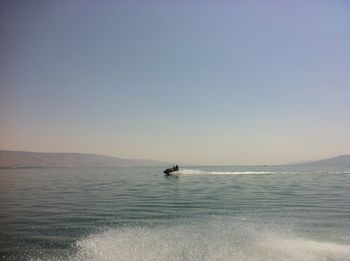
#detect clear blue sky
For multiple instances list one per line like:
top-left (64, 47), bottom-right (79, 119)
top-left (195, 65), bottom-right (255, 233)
top-left (1, 0), bottom-right (349, 165)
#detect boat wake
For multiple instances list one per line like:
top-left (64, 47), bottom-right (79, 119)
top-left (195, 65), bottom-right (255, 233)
top-left (173, 169), bottom-right (277, 175)
top-left (51, 217), bottom-right (350, 261)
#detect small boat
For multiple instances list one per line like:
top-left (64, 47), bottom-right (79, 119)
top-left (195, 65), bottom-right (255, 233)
top-left (163, 165), bottom-right (179, 175)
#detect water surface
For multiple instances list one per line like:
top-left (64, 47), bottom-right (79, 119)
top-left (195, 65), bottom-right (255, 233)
top-left (0, 165), bottom-right (349, 260)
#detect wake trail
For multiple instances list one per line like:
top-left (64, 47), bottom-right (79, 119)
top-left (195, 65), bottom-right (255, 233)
top-left (174, 169), bottom-right (277, 176)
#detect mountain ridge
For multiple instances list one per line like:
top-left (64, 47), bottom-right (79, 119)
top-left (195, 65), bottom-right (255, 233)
top-left (1, 150), bottom-right (349, 168)
top-left (0, 150), bottom-right (168, 168)
top-left (294, 155), bottom-right (350, 166)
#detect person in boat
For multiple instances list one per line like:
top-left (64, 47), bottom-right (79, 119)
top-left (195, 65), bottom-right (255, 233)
top-left (163, 165), bottom-right (179, 175)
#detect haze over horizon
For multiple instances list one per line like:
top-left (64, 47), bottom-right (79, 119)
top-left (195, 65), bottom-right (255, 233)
top-left (1, 1), bottom-right (349, 165)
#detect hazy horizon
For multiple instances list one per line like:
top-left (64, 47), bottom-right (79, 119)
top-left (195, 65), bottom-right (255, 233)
top-left (1, 149), bottom-right (350, 167)
top-left (1, 1), bottom-right (349, 165)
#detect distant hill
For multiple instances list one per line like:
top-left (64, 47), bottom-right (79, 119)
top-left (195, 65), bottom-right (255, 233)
top-left (296, 155), bottom-right (350, 167)
top-left (0, 150), bottom-right (167, 168)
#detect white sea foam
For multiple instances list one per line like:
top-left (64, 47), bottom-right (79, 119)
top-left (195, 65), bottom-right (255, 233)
top-left (175, 169), bottom-right (276, 175)
top-left (66, 219), bottom-right (350, 261)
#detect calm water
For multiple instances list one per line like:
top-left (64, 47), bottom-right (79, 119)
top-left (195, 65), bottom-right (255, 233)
top-left (0, 166), bottom-right (350, 260)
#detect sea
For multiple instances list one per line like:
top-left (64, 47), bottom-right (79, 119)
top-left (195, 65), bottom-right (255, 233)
top-left (0, 165), bottom-right (349, 261)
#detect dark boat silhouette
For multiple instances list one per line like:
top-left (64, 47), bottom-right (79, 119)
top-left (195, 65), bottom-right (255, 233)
top-left (163, 165), bottom-right (179, 175)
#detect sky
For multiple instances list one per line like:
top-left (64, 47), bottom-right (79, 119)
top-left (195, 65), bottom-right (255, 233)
top-left (0, 0), bottom-right (349, 165)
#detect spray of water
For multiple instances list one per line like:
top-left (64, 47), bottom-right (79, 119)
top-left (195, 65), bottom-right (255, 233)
top-left (37, 218), bottom-right (349, 261)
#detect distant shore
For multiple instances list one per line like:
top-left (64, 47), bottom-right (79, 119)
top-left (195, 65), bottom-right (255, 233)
top-left (0, 150), bottom-right (168, 169)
